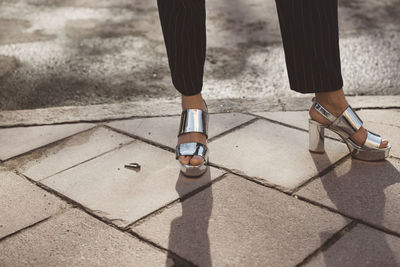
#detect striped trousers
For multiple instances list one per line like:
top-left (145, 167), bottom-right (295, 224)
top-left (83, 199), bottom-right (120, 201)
top-left (157, 0), bottom-right (344, 96)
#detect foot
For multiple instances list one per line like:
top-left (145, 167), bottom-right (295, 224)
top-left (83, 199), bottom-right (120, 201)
top-left (178, 93), bottom-right (207, 166)
top-left (309, 89), bottom-right (389, 148)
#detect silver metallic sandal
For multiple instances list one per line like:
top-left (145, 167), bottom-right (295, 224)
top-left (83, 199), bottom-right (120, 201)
top-left (175, 101), bottom-right (209, 177)
top-left (309, 99), bottom-right (391, 161)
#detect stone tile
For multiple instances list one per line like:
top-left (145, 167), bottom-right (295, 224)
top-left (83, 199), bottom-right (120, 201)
top-left (0, 209), bottom-right (171, 266)
top-left (0, 123), bottom-right (95, 161)
top-left (296, 157), bottom-right (400, 233)
top-left (14, 127), bottom-right (132, 181)
top-left (306, 224), bottom-right (400, 267)
top-left (132, 174), bottom-right (349, 267)
top-left (41, 141), bottom-right (225, 227)
top-left (0, 170), bottom-right (67, 239)
top-left (255, 111), bottom-right (338, 140)
top-left (357, 109), bottom-right (400, 127)
top-left (255, 110), bottom-right (309, 130)
top-left (208, 119), bottom-right (349, 190)
top-left (107, 113), bottom-right (255, 148)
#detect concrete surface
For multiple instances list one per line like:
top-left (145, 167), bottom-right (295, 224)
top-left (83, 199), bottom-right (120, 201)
top-left (0, 170), bottom-right (67, 239)
top-left (0, 208), bottom-right (172, 267)
top-left (40, 141), bottom-right (224, 227)
top-left (107, 112), bottom-right (255, 149)
top-left (208, 119), bottom-right (349, 191)
top-left (133, 174), bottom-right (349, 267)
top-left (296, 157), bottom-right (400, 233)
top-left (19, 127), bottom-right (133, 181)
top-left (0, 0), bottom-right (399, 110)
top-left (0, 0), bottom-right (399, 261)
top-left (0, 122), bottom-right (94, 160)
top-left (0, 104), bottom-right (399, 266)
top-left (306, 224), bottom-right (400, 267)
top-left (2, 95), bottom-right (400, 127)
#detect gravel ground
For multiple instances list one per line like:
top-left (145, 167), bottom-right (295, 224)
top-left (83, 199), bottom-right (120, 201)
top-left (0, 0), bottom-right (399, 110)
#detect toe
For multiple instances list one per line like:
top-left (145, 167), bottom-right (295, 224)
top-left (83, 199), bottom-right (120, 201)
top-left (189, 155), bottom-right (204, 166)
top-left (179, 155), bottom-right (191, 165)
top-left (380, 139), bottom-right (389, 148)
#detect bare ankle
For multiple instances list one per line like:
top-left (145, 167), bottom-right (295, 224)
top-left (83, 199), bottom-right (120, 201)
top-left (181, 93), bottom-right (206, 110)
top-left (314, 89), bottom-right (348, 116)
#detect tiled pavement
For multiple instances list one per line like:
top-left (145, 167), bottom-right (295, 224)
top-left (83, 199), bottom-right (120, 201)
top-left (1, 109), bottom-right (399, 266)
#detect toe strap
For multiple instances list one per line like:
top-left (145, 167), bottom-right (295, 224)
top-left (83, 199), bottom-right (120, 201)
top-left (176, 142), bottom-right (208, 159)
top-left (363, 131), bottom-right (382, 149)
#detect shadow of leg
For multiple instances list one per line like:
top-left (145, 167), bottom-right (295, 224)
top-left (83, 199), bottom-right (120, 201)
top-left (166, 168), bottom-right (214, 267)
top-left (309, 152), bottom-right (400, 266)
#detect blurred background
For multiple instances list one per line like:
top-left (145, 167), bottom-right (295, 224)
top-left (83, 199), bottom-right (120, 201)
top-left (0, 0), bottom-right (399, 111)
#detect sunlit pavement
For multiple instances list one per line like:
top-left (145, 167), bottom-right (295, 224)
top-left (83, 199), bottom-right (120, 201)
top-left (1, 0), bottom-right (400, 265)
top-left (1, 96), bottom-right (400, 266)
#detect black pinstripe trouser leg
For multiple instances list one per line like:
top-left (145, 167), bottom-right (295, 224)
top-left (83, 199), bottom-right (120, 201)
top-left (157, 0), bottom-right (344, 96)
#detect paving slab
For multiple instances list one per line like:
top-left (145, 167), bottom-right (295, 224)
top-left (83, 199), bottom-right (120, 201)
top-left (357, 109), bottom-right (400, 127)
top-left (306, 224), bottom-right (400, 267)
top-left (107, 113), bottom-right (255, 149)
top-left (0, 123), bottom-right (95, 161)
top-left (208, 119), bottom-right (349, 191)
top-left (255, 111), bottom-right (310, 130)
top-left (11, 127), bottom-right (132, 181)
top-left (0, 208), bottom-right (172, 267)
top-left (0, 170), bottom-right (67, 239)
top-left (296, 157), bottom-right (400, 234)
top-left (41, 140), bottom-right (225, 227)
top-left (132, 174), bottom-right (349, 267)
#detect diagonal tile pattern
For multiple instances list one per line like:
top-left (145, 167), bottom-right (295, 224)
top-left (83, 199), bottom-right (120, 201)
top-left (107, 113), bottom-right (255, 148)
top-left (208, 119), bottom-right (349, 190)
top-left (41, 140), bottom-right (225, 227)
top-left (1, 109), bottom-right (398, 266)
top-left (133, 174), bottom-right (349, 267)
top-left (0, 123), bottom-right (95, 161)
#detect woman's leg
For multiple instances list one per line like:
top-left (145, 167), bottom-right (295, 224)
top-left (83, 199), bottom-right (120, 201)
top-left (157, 0), bottom-right (208, 165)
top-left (275, 0), bottom-right (388, 148)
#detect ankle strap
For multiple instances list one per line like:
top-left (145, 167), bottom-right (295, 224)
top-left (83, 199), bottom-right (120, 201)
top-left (312, 100), bottom-right (337, 122)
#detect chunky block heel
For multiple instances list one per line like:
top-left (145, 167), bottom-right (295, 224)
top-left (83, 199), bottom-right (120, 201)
top-left (309, 119), bottom-right (326, 153)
